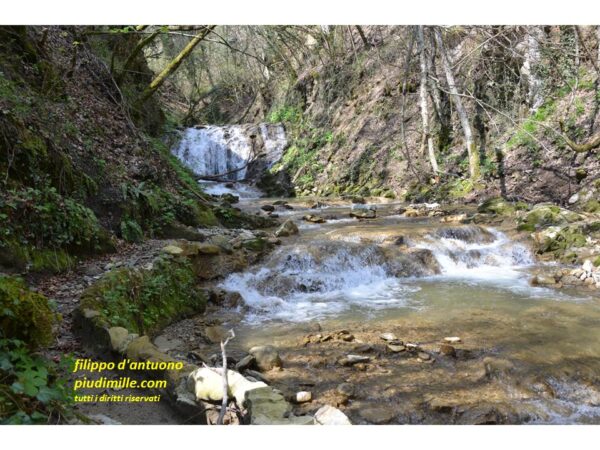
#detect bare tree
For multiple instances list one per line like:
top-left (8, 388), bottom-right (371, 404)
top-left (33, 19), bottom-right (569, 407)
top-left (522, 26), bottom-right (544, 113)
top-left (434, 27), bottom-right (481, 180)
top-left (417, 26), bottom-right (439, 175)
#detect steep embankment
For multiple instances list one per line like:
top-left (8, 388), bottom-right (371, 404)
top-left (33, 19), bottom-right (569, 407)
top-left (251, 27), bottom-right (600, 208)
top-left (0, 26), bottom-right (270, 274)
top-left (0, 26), bottom-right (276, 424)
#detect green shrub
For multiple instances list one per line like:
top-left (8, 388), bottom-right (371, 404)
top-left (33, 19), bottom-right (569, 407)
top-left (120, 219), bottom-right (143, 243)
top-left (0, 275), bottom-right (57, 348)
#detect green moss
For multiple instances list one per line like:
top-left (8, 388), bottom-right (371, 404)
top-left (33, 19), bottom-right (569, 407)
top-left (582, 199), bottom-right (600, 213)
top-left (79, 257), bottom-right (206, 335)
top-left (518, 204), bottom-right (582, 231)
top-left (0, 276), bottom-right (57, 348)
top-left (214, 206), bottom-right (276, 229)
top-left (535, 225), bottom-right (587, 260)
top-left (241, 237), bottom-right (270, 252)
top-left (448, 179), bottom-right (474, 199)
top-left (478, 197), bottom-right (517, 216)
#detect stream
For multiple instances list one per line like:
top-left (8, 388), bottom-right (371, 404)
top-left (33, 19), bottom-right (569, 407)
top-left (169, 127), bottom-right (600, 424)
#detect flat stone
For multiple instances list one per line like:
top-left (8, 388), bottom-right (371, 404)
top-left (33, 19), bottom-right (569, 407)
top-left (153, 335), bottom-right (184, 353)
top-left (244, 370), bottom-right (269, 383)
top-left (245, 386), bottom-right (291, 424)
top-left (339, 354), bottom-right (371, 366)
top-left (417, 351), bottom-right (431, 361)
top-left (162, 245), bottom-right (184, 255)
top-left (359, 406), bottom-right (397, 424)
top-left (379, 332), bottom-right (398, 342)
top-left (235, 354), bottom-right (255, 372)
top-left (387, 344), bottom-right (406, 353)
top-left (314, 405), bottom-right (352, 425)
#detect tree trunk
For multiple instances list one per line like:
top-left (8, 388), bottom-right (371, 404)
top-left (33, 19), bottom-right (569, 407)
top-left (116, 29), bottom-right (162, 83)
top-left (434, 27), bottom-right (480, 180)
top-left (137, 26), bottom-right (215, 105)
top-left (417, 26), bottom-right (439, 174)
top-left (522, 26), bottom-right (544, 113)
top-left (355, 26), bottom-right (370, 49)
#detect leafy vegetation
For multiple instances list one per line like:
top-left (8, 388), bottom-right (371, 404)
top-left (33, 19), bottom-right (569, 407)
top-left (0, 338), bottom-right (75, 424)
top-left (79, 256), bottom-right (207, 335)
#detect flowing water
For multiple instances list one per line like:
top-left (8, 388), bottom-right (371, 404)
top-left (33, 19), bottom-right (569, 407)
top-left (171, 134), bottom-right (600, 424)
top-left (220, 192), bottom-right (600, 424)
top-left (173, 123), bottom-right (287, 181)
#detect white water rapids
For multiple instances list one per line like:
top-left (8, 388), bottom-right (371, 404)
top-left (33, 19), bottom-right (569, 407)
top-left (221, 224), bottom-right (556, 323)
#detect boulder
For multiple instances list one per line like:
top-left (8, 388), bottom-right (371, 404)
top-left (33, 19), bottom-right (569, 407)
top-left (303, 214), bottom-right (326, 224)
top-left (261, 204), bottom-right (275, 212)
top-left (244, 386), bottom-right (290, 424)
top-left (235, 354), bottom-right (255, 372)
top-left (477, 197), bottom-right (520, 216)
top-left (350, 205), bottom-right (376, 219)
top-left (530, 274), bottom-right (557, 286)
top-left (249, 345), bottom-right (283, 371)
top-left (275, 220), bottom-right (299, 237)
top-left (518, 204), bottom-right (583, 231)
top-left (314, 405), bottom-right (352, 425)
top-left (107, 327), bottom-right (132, 353)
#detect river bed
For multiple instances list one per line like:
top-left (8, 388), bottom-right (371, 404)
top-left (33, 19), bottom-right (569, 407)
top-left (165, 185), bottom-right (600, 424)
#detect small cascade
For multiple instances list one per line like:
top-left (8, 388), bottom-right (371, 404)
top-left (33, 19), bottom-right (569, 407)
top-left (221, 241), bottom-right (419, 321)
top-left (172, 123), bottom-right (287, 181)
top-left (415, 225), bottom-right (533, 279)
top-left (221, 224), bottom-right (537, 322)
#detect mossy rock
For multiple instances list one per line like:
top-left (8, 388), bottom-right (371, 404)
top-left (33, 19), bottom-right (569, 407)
top-left (533, 225), bottom-right (587, 261)
top-left (477, 197), bottom-right (517, 216)
top-left (214, 207), bottom-right (276, 229)
top-left (0, 275), bottom-right (57, 348)
top-left (79, 256), bottom-right (207, 335)
top-left (241, 237), bottom-right (270, 252)
top-left (518, 204), bottom-right (583, 231)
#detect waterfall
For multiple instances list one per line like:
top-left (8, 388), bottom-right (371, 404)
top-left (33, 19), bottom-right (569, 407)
top-left (172, 123), bottom-right (286, 181)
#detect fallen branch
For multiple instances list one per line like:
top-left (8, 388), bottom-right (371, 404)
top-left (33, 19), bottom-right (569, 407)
top-left (217, 329), bottom-right (235, 425)
top-left (559, 120), bottom-right (600, 153)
